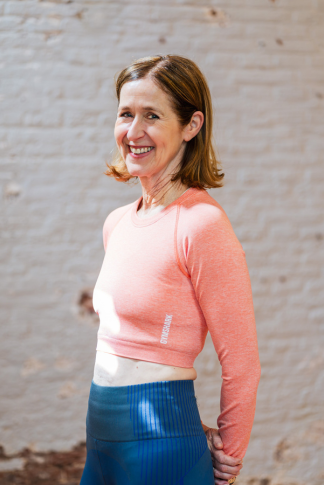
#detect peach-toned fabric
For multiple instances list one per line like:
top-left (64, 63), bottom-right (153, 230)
top-left (93, 187), bottom-right (261, 458)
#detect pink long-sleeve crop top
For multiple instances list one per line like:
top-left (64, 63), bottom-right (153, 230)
top-left (93, 186), bottom-right (261, 459)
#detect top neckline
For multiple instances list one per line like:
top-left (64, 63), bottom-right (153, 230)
top-left (131, 187), bottom-right (197, 227)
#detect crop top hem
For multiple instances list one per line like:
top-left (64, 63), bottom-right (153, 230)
top-left (96, 337), bottom-right (196, 369)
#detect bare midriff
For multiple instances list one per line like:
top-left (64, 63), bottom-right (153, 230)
top-left (93, 350), bottom-right (197, 387)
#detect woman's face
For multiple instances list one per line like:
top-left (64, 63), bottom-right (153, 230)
top-left (114, 77), bottom-right (189, 180)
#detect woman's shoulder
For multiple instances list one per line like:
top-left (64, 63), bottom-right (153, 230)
top-left (180, 188), bottom-right (231, 229)
top-left (178, 188), bottom-right (243, 251)
top-left (102, 201), bottom-right (134, 250)
top-left (104, 201), bottom-right (134, 227)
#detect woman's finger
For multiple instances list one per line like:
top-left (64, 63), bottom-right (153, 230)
top-left (211, 457), bottom-right (242, 475)
top-left (214, 468), bottom-right (240, 480)
top-left (213, 466), bottom-right (239, 480)
top-left (214, 475), bottom-right (233, 485)
top-left (213, 448), bottom-right (243, 467)
top-left (209, 428), bottom-right (223, 449)
top-left (212, 456), bottom-right (242, 474)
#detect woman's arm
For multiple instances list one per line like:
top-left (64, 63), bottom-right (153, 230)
top-left (185, 204), bottom-right (261, 459)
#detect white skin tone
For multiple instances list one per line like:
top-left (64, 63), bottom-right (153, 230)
top-left (97, 76), bottom-right (243, 484)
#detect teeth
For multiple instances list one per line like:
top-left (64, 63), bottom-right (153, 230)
top-left (130, 146), bottom-right (153, 154)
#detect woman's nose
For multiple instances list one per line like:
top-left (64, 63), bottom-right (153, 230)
top-left (127, 116), bottom-right (145, 141)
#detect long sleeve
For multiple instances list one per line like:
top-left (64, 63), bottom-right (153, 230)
top-left (183, 203), bottom-right (261, 459)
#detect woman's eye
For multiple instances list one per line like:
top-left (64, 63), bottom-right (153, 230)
top-left (148, 113), bottom-right (159, 119)
top-left (120, 112), bottom-right (132, 118)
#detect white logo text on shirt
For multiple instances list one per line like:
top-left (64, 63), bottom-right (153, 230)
top-left (160, 314), bottom-right (173, 344)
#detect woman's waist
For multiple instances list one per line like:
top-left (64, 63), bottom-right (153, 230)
top-left (86, 378), bottom-right (205, 442)
top-left (93, 350), bottom-right (197, 387)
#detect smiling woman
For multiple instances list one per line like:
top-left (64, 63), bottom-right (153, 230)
top-left (79, 55), bottom-right (261, 485)
top-left (106, 54), bottom-right (224, 191)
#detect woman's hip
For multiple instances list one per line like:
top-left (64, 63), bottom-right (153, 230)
top-left (81, 379), bottom-right (214, 485)
top-left (86, 378), bottom-right (206, 442)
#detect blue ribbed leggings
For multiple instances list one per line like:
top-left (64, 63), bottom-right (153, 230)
top-left (80, 379), bottom-right (214, 485)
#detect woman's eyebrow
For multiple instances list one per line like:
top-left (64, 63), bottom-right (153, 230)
top-left (118, 105), bottom-right (131, 112)
top-left (142, 106), bottom-right (164, 115)
top-left (118, 105), bottom-right (164, 115)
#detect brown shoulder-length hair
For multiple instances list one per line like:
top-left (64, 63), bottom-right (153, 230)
top-left (105, 54), bottom-right (224, 189)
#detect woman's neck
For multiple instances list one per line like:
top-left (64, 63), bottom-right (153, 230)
top-left (137, 181), bottom-right (189, 219)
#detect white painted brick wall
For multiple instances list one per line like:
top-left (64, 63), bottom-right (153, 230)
top-left (1, 0), bottom-right (323, 482)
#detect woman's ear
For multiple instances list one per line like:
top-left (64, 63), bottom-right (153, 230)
top-left (183, 111), bottom-right (204, 142)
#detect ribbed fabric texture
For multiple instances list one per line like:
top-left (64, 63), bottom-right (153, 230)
top-left (84, 380), bottom-right (213, 485)
top-left (93, 187), bottom-right (261, 458)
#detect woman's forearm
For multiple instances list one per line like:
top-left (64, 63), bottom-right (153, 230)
top-left (217, 359), bottom-right (261, 458)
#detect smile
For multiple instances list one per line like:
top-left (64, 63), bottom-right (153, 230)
top-left (129, 146), bottom-right (154, 154)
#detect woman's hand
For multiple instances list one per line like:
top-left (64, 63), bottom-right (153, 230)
top-left (201, 423), bottom-right (243, 485)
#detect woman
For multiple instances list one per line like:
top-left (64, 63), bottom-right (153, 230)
top-left (80, 55), bottom-right (261, 485)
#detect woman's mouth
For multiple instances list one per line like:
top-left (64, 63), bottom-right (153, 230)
top-left (128, 146), bottom-right (154, 157)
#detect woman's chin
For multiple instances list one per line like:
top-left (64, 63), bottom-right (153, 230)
top-left (125, 162), bottom-right (150, 179)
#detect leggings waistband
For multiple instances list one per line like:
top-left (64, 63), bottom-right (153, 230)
top-left (86, 379), bottom-right (205, 442)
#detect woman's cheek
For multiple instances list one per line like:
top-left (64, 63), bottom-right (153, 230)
top-left (114, 128), bottom-right (127, 153)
